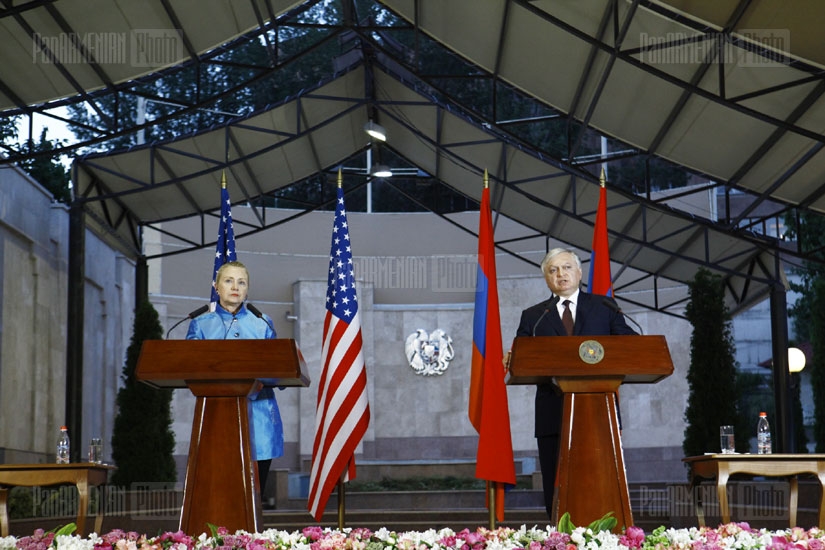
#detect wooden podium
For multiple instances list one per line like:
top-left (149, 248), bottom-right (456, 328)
top-left (507, 335), bottom-right (673, 531)
top-left (136, 339), bottom-right (310, 534)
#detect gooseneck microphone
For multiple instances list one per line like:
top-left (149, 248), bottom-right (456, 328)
top-left (246, 303), bottom-right (276, 333)
top-left (600, 296), bottom-right (644, 335)
top-left (165, 304), bottom-right (210, 339)
top-left (222, 316), bottom-right (238, 339)
top-left (531, 295), bottom-right (559, 336)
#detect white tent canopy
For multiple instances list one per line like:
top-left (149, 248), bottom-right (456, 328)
top-left (4, 0), bottom-right (822, 315)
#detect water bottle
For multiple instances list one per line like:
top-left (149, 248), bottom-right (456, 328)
top-left (757, 412), bottom-right (771, 455)
top-left (56, 426), bottom-right (70, 464)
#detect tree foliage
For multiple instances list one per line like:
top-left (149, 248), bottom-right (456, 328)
top-left (783, 210), bottom-right (825, 451)
top-left (18, 129), bottom-right (71, 203)
top-left (810, 278), bottom-right (825, 452)
top-left (110, 301), bottom-right (176, 486)
top-left (683, 268), bottom-right (748, 458)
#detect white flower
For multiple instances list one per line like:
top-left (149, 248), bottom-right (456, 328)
top-left (0, 536), bottom-right (18, 550)
top-left (53, 534), bottom-right (94, 550)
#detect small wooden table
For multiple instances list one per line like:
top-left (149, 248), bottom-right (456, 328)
top-left (0, 463), bottom-right (115, 536)
top-left (683, 454), bottom-right (825, 528)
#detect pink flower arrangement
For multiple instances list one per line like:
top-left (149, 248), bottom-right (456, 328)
top-left (3, 522), bottom-right (825, 550)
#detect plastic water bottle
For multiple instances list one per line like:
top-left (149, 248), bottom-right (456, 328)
top-left (56, 426), bottom-right (70, 464)
top-left (757, 412), bottom-right (771, 455)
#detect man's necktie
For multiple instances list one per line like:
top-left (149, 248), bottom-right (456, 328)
top-left (562, 299), bottom-right (574, 336)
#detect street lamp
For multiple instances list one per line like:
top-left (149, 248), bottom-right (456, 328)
top-left (788, 346), bottom-right (807, 454)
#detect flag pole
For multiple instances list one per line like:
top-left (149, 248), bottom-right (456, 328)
top-left (488, 482), bottom-right (496, 529)
top-left (336, 167), bottom-right (346, 532)
top-left (337, 478), bottom-right (345, 529)
top-left (484, 169), bottom-right (494, 530)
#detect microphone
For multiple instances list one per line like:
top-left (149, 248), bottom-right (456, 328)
top-left (531, 295), bottom-right (559, 336)
top-left (165, 304), bottom-right (210, 339)
top-left (222, 316), bottom-right (238, 339)
top-left (247, 303), bottom-right (276, 334)
top-left (600, 296), bottom-right (644, 335)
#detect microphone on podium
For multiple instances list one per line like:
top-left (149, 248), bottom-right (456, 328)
top-left (600, 296), bottom-right (644, 335)
top-left (531, 294), bottom-right (559, 336)
top-left (246, 303), bottom-right (276, 333)
top-left (165, 304), bottom-right (210, 339)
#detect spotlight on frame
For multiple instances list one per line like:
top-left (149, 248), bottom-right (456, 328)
top-left (371, 165), bottom-right (392, 178)
top-left (364, 120), bottom-right (387, 142)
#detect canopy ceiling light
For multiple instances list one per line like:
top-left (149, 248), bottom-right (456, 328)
top-left (371, 165), bottom-right (392, 178)
top-left (788, 347), bottom-right (807, 373)
top-left (363, 120), bottom-right (387, 141)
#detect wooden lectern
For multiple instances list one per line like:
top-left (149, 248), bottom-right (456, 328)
top-left (507, 335), bottom-right (673, 531)
top-left (136, 339), bottom-right (310, 535)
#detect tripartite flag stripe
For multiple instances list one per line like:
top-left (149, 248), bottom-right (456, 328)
top-left (468, 263), bottom-right (490, 430)
top-left (469, 180), bottom-right (516, 522)
top-left (589, 179), bottom-right (613, 297)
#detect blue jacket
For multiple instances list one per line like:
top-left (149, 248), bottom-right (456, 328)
top-left (186, 303), bottom-right (283, 460)
top-left (516, 291), bottom-right (637, 437)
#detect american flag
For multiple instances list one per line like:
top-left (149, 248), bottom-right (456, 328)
top-left (307, 179), bottom-right (370, 522)
top-left (210, 171), bottom-right (237, 307)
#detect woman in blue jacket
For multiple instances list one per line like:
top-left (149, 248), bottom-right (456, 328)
top-left (186, 260), bottom-right (283, 493)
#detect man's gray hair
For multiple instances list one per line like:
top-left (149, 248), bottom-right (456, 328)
top-left (540, 247), bottom-right (582, 275)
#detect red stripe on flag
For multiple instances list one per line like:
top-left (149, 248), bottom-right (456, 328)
top-left (470, 183), bottom-right (516, 521)
top-left (307, 185), bottom-right (370, 522)
top-left (589, 182), bottom-right (613, 296)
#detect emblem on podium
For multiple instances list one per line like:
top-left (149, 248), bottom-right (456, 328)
top-left (578, 339), bottom-right (605, 364)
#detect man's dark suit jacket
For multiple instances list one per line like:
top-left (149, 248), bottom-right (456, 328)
top-left (515, 291), bottom-right (637, 437)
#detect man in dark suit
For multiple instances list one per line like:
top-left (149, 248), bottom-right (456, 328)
top-left (513, 247), bottom-right (637, 518)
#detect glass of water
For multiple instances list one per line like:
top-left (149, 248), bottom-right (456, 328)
top-left (719, 425), bottom-right (735, 454)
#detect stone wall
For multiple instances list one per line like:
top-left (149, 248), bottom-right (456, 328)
top-left (0, 165), bottom-right (135, 464)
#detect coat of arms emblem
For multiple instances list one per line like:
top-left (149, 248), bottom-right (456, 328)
top-left (404, 329), bottom-right (455, 376)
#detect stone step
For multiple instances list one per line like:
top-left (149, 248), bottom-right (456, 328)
top-left (263, 508), bottom-right (551, 532)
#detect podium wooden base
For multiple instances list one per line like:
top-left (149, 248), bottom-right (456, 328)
top-left (554, 378), bottom-right (632, 532)
top-left (180, 395), bottom-right (260, 534)
top-left (136, 339), bottom-right (310, 535)
top-left (507, 335), bottom-right (674, 533)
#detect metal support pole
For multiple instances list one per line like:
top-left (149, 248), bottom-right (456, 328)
top-left (135, 255), bottom-right (149, 306)
top-left (769, 277), bottom-right (792, 453)
top-left (67, 202), bottom-right (86, 462)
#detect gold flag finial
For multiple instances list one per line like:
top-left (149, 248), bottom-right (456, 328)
top-left (599, 167), bottom-right (607, 188)
top-left (221, 170), bottom-right (227, 189)
top-left (483, 168), bottom-right (489, 189)
top-left (337, 167), bottom-right (342, 189)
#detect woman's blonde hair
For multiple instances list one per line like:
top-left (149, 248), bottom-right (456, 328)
top-left (215, 260), bottom-right (249, 285)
